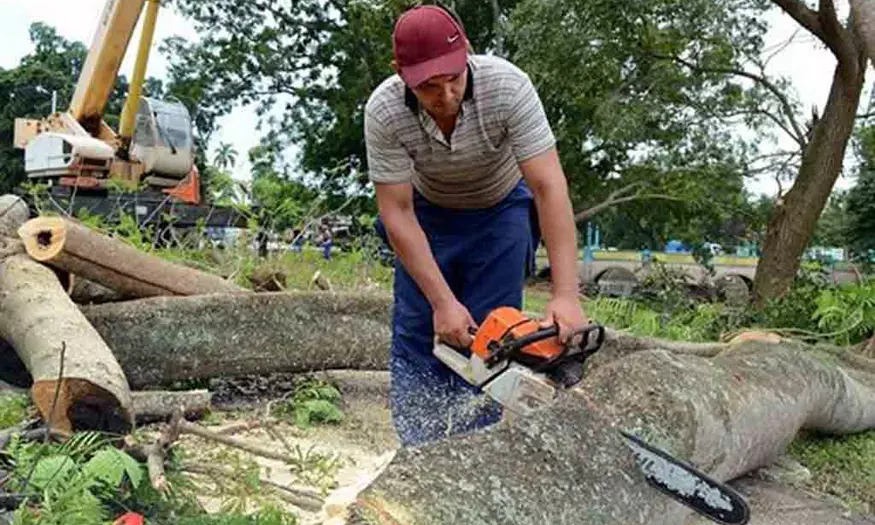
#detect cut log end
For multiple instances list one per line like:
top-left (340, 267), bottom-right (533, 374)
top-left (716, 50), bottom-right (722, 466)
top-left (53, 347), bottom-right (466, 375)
top-left (17, 217), bottom-right (66, 262)
top-left (31, 377), bottom-right (132, 435)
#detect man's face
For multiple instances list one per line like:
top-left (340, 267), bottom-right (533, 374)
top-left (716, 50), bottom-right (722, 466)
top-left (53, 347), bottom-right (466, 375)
top-left (411, 68), bottom-right (467, 120)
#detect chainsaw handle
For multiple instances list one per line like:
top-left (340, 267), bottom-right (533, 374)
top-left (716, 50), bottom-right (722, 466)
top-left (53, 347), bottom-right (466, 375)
top-left (518, 323), bottom-right (605, 351)
top-left (570, 324), bottom-right (606, 353)
top-left (486, 322), bottom-right (605, 367)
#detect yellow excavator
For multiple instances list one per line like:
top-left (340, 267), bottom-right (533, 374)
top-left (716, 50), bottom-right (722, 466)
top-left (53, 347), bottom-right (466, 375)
top-left (13, 0), bottom-right (201, 207)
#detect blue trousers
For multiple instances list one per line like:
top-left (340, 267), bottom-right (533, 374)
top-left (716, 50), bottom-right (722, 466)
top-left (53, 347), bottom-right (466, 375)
top-left (378, 181), bottom-right (539, 447)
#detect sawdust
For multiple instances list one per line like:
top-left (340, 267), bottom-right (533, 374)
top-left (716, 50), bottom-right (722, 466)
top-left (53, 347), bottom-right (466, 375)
top-left (167, 379), bottom-right (400, 525)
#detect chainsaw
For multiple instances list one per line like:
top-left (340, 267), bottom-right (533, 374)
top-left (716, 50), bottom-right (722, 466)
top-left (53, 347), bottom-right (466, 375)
top-left (433, 306), bottom-right (750, 525)
top-left (433, 306), bottom-right (604, 417)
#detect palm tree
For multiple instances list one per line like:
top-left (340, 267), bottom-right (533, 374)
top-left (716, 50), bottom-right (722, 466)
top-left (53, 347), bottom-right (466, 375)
top-left (214, 142), bottom-right (238, 170)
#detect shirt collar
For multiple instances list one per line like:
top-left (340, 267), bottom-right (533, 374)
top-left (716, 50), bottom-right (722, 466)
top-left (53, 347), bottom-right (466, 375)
top-left (404, 62), bottom-right (474, 115)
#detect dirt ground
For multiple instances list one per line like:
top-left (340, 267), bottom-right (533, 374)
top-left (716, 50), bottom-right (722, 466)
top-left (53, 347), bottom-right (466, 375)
top-left (147, 370), bottom-right (398, 525)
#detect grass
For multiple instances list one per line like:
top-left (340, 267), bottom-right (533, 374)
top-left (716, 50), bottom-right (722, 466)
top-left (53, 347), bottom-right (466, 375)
top-left (788, 431), bottom-right (875, 515)
top-left (0, 391), bottom-right (31, 429)
top-left (536, 248), bottom-right (856, 270)
top-left (157, 244), bottom-right (393, 293)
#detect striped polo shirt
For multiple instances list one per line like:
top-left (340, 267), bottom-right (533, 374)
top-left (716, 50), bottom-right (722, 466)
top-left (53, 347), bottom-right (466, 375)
top-left (364, 54), bottom-right (556, 209)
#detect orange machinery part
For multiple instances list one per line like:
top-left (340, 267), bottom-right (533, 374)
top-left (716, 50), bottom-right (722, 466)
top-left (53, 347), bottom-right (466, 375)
top-left (470, 306), bottom-right (563, 361)
top-left (163, 164), bottom-right (201, 205)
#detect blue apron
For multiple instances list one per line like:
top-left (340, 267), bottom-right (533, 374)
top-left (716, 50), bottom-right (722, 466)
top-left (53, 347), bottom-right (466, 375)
top-left (376, 179), bottom-right (540, 446)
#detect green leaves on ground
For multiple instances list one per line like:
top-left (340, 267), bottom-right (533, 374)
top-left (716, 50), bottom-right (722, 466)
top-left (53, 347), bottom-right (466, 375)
top-left (271, 378), bottom-right (344, 429)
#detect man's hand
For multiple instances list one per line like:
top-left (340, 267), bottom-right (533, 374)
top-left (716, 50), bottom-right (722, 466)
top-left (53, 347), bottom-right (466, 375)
top-left (434, 298), bottom-right (478, 348)
top-left (541, 293), bottom-right (589, 343)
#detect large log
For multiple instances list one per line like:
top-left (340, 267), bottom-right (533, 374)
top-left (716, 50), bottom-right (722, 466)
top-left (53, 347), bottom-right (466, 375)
top-left (0, 196), bottom-right (28, 238)
top-left (67, 274), bottom-right (134, 305)
top-left (349, 338), bottom-right (875, 525)
top-left (79, 291), bottom-right (394, 388)
top-left (17, 216), bottom-right (244, 297)
top-left (0, 253), bottom-right (133, 434)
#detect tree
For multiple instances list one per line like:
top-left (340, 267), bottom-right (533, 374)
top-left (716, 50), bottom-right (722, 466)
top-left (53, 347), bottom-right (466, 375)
top-left (750, 0), bottom-right (873, 303)
top-left (213, 142), bottom-right (238, 171)
top-left (163, 0), bottom-right (521, 194)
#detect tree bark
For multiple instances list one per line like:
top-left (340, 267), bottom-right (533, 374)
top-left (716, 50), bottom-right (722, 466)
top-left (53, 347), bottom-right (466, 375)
top-left (131, 389), bottom-right (212, 423)
top-left (753, 25), bottom-right (868, 304)
top-left (0, 196), bottom-right (28, 238)
top-left (349, 339), bottom-right (875, 525)
top-left (77, 291), bottom-right (393, 388)
top-left (17, 216), bottom-right (244, 298)
top-left (851, 0), bottom-right (875, 67)
top-left (67, 275), bottom-right (134, 305)
top-left (0, 254), bottom-right (133, 434)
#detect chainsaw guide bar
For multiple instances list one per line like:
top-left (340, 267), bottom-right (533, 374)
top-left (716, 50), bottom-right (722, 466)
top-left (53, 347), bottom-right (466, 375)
top-left (619, 431), bottom-right (751, 525)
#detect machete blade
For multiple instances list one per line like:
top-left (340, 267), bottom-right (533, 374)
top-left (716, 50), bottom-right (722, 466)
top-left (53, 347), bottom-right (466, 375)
top-left (619, 430), bottom-right (751, 525)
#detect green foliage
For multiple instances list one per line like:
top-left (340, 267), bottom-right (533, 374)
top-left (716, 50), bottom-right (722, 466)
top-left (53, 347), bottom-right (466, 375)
top-left (176, 505), bottom-right (297, 525)
top-left (285, 444), bottom-right (344, 494)
top-left (813, 281), bottom-right (875, 346)
top-left (507, 0), bottom-right (774, 229)
top-left (272, 379), bottom-right (344, 429)
top-left (0, 393), bottom-right (31, 429)
top-left (164, 0), bottom-right (515, 193)
top-left (4, 432), bottom-right (144, 525)
top-left (846, 126), bottom-right (875, 268)
top-left (788, 430), bottom-right (875, 515)
top-left (812, 190), bottom-right (850, 248)
top-left (756, 262), bottom-right (832, 333)
top-left (2, 430), bottom-right (302, 525)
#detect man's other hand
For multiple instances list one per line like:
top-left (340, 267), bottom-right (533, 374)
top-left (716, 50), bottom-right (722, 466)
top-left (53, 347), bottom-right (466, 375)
top-left (541, 294), bottom-right (589, 343)
top-left (434, 298), bottom-right (477, 348)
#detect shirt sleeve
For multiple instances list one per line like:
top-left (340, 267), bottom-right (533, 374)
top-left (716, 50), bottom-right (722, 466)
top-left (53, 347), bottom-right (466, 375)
top-left (506, 75), bottom-right (557, 163)
top-left (364, 107), bottom-right (414, 185)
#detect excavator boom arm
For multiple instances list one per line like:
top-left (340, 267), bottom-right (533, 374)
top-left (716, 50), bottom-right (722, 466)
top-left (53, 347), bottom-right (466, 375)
top-left (68, 0), bottom-right (146, 134)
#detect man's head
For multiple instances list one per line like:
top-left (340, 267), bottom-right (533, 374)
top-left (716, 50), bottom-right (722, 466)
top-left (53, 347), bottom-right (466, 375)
top-left (392, 5), bottom-right (470, 119)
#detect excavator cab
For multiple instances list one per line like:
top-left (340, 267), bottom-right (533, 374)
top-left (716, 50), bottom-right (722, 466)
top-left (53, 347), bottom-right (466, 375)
top-left (129, 97), bottom-right (194, 178)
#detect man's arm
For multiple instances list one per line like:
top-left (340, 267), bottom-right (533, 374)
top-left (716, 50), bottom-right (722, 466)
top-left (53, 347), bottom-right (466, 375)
top-left (519, 147), bottom-right (580, 299)
top-left (519, 147), bottom-right (589, 340)
top-left (375, 182), bottom-right (454, 308)
top-left (505, 71), bottom-right (587, 339)
top-left (375, 182), bottom-right (476, 346)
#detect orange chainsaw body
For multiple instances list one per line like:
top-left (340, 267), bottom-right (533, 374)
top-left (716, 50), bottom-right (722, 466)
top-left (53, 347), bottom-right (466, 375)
top-left (471, 306), bottom-right (563, 362)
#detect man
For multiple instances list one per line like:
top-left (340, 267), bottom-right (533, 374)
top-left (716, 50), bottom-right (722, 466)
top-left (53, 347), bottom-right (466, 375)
top-left (365, 4), bottom-right (588, 447)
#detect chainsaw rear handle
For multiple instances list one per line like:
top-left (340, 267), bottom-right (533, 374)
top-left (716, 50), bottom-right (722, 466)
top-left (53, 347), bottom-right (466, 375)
top-left (527, 323), bottom-right (605, 374)
top-left (484, 323), bottom-right (606, 367)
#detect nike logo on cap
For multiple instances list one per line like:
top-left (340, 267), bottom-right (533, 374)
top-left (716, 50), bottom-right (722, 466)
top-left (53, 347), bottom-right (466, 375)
top-left (447, 34), bottom-right (460, 43)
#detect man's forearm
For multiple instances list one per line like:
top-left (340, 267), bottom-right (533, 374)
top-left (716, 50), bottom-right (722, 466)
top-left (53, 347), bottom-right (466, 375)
top-left (382, 209), bottom-right (455, 309)
top-left (532, 183), bottom-right (580, 298)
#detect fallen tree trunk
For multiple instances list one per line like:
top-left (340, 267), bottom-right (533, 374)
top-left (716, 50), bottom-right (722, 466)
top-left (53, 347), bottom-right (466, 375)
top-left (0, 253), bottom-right (133, 434)
top-left (350, 339), bottom-right (875, 525)
top-left (18, 216), bottom-right (244, 298)
top-left (67, 274), bottom-right (134, 305)
top-left (79, 291), bottom-right (393, 388)
top-left (0, 196), bottom-right (28, 238)
top-left (131, 389), bottom-right (211, 423)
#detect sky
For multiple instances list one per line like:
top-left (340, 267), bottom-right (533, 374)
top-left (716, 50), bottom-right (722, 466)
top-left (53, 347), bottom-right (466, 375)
top-left (1, 0), bottom-right (872, 198)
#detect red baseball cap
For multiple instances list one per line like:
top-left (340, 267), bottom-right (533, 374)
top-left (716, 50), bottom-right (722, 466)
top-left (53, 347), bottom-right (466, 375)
top-left (392, 5), bottom-right (469, 88)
